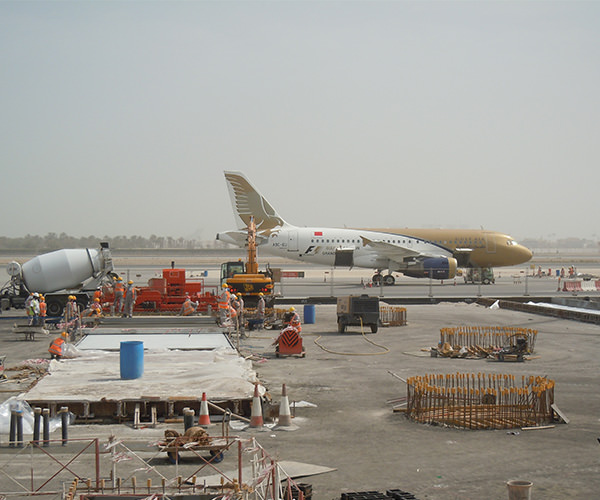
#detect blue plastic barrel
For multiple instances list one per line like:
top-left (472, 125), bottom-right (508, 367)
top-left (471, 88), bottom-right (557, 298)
top-left (303, 304), bottom-right (316, 324)
top-left (120, 341), bottom-right (144, 380)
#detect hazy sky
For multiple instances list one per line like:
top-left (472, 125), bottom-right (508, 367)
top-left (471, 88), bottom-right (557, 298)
top-left (2, 1), bottom-right (599, 242)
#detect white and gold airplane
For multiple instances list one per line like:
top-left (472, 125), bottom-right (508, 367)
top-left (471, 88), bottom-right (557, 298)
top-left (216, 171), bottom-right (532, 285)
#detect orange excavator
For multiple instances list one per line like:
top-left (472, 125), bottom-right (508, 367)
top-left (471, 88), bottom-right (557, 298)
top-left (220, 217), bottom-right (274, 307)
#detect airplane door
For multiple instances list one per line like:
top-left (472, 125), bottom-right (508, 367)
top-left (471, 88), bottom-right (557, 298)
top-left (334, 249), bottom-right (354, 267)
top-left (485, 233), bottom-right (497, 253)
top-left (287, 231), bottom-right (298, 252)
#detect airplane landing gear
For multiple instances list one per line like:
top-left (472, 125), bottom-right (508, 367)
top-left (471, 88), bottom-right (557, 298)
top-left (372, 273), bottom-right (395, 286)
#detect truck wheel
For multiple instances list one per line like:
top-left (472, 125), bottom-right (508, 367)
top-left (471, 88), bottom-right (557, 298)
top-left (370, 324), bottom-right (378, 334)
top-left (383, 274), bottom-right (395, 286)
top-left (47, 300), bottom-right (63, 317)
top-left (338, 321), bottom-right (346, 333)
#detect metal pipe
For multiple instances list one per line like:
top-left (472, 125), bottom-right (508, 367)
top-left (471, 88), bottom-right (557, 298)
top-left (42, 408), bottom-right (50, 446)
top-left (60, 407), bottom-right (69, 446)
top-left (9, 409), bottom-right (16, 448)
top-left (16, 409), bottom-right (23, 448)
top-left (33, 407), bottom-right (41, 444)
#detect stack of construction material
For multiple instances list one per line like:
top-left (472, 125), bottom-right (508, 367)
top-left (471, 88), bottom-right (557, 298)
top-left (433, 326), bottom-right (537, 359)
top-left (401, 372), bottom-right (555, 430)
top-left (340, 490), bottom-right (418, 500)
top-left (379, 305), bottom-right (407, 326)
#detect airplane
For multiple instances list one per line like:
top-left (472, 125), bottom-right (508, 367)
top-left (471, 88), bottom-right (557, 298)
top-left (216, 171), bottom-right (533, 285)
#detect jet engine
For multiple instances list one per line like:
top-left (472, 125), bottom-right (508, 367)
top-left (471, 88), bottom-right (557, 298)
top-left (402, 257), bottom-right (458, 280)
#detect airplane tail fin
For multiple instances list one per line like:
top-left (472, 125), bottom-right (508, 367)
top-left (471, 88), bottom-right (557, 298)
top-left (224, 171), bottom-right (289, 235)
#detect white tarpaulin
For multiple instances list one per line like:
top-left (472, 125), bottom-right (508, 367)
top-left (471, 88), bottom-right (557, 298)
top-left (21, 348), bottom-right (260, 402)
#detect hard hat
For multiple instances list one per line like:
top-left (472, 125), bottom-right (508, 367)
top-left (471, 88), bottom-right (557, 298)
top-left (117, 277), bottom-right (123, 281)
top-left (222, 283), bottom-right (229, 288)
top-left (289, 307), bottom-right (295, 312)
top-left (237, 293), bottom-right (242, 297)
top-left (61, 332), bottom-right (67, 338)
top-left (39, 295), bottom-right (45, 300)
top-left (94, 298), bottom-right (100, 302)
top-left (258, 292), bottom-right (264, 296)
top-left (33, 292), bottom-right (39, 297)
top-left (128, 280), bottom-right (133, 284)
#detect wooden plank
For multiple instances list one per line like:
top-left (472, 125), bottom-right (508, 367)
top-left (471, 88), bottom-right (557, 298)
top-left (551, 403), bottom-right (570, 424)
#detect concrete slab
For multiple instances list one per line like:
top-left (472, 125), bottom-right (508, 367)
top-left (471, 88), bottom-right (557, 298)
top-left (76, 332), bottom-right (234, 351)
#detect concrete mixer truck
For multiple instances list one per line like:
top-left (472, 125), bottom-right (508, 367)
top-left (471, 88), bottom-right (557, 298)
top-left (0, 242), bottom-right (114, 316)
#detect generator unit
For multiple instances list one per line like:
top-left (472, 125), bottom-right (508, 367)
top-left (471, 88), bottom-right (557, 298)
top-left (336, 294), bottom-right (380, 333)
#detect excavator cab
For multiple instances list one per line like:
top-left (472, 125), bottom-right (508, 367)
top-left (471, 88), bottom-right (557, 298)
top-left (220, 261), bottom-right (245, 285)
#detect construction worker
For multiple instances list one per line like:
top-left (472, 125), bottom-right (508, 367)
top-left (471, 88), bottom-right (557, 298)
top-left (256, 292), bottom-right (265, 330)
top-left (83, 297), bottom-right (102, 317)
top-left (285, 307), bottom-right (302, 333)
top-left (64, 295), bottom-right (81, 336)
top-left (234, 293), bottom-right (245, 332)
top-left (38, 295), bottom-right (47, 327)
top-left (48, 332), bottom-right (67, 360)
top-left (123, 280), bottom-right (137, 318)
top-left (93, 287), bottom-right (102, 302)
top-left (27, 292), bottom-right (40, 326)
top-left (218, 283), bottom-right (231, 326)
top-left (180, 295), bottom-right (198, 316)
top-left (112, 277), bottom-right (125, 316)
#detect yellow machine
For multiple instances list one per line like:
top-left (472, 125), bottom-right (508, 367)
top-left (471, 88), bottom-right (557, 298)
top-left (220, 217), bottom-right (274, 307)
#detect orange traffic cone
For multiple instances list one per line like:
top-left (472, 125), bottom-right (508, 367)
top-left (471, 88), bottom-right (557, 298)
top-left (277, 384), bottom-right (292, 427)
top-left (249, 384), bottom-right (264, 428)
top-left (198, 392), bottom-right (211, 427)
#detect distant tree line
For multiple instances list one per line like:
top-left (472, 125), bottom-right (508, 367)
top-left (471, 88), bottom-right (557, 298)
top-left (0, 233), bottom-right (227, 252)
top-left (520, 237), bottom-right (599, 250)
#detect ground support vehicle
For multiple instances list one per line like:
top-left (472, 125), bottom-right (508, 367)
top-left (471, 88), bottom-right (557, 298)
top-left (337, 295), bottom-right (380, 333)
top-left (103, 268), bottom-right (218, 315)
top-left (1, 243), bottom-right (114, 316)
top-left (463, 267), bottom-right (495, 284)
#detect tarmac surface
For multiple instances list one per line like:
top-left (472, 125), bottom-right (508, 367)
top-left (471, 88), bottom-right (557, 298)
top-left (1, 298), bottom-right (600, 499)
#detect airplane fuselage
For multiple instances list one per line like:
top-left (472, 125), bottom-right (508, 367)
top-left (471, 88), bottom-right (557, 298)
top-left (255, 226), bottom-right (531, 272)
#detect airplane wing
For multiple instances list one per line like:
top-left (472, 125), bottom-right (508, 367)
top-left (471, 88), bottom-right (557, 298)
top-left (216, 230), bottom-right (268, 246)
top-left (360, 236), bottom-right (443, 264)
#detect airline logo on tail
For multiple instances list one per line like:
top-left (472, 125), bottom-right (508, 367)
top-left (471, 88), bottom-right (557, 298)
top-left (224, 171), bottom-right (286, 236)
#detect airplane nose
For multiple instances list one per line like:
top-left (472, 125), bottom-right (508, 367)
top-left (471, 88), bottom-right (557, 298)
top-left (518, 245), bottom-right (533, 264)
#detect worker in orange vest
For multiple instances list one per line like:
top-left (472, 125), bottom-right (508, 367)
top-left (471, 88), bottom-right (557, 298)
top-left (112, 277), bottom-right (125, 316)
top-left (83, 297), bottom-right (102, 317)
top-left (64, 295), bottom-right (81, 336)
top-left (122, 280), bottom-right (137, 318)
top-left (218, 284), bottom-right (231, 325)
top-left (286, 307), bottom-right (302, 333)
top-left (48, 332), bottom-right (67, 360)
top-left (180, 295), bottom-right (198, 316)
top-left (39, 295), bottom-right (47, 327)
